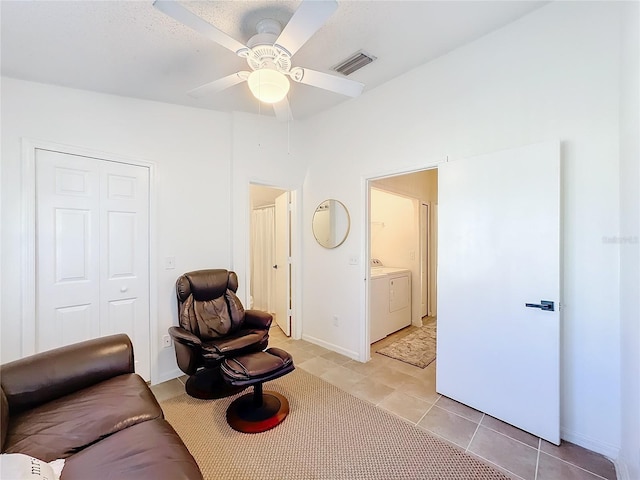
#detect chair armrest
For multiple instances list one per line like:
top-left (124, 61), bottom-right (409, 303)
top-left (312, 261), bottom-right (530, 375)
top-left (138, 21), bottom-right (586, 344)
top-left (244, 310), bottom-right (273, 330)
top-left (168, 326), bottom-right (202, 375)
top-left (0, 334), bottom-right (134, 413)
top-left (168, 326), bottom-right (202, 348)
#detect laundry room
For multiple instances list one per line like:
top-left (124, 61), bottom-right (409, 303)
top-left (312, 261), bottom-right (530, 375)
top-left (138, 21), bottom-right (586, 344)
top-left (369, 169), bottom-right (438, 351)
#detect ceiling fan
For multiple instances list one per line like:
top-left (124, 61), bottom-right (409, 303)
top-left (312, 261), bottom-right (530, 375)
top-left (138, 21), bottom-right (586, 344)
top-left (153, 0), bottom-right (365, 121)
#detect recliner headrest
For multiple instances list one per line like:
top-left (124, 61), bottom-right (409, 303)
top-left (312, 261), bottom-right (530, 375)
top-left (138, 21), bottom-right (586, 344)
top-left (177, 269), bottom-right (235, 302)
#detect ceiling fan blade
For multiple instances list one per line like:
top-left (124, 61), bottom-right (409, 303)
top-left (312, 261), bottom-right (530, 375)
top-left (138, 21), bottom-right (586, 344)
top-left (275, 0), bottom-right (338, 57)
top-left (294, 68), bottom-right (364, 98)
top-left (187, 72), bottom-right (248, 98)
top-left (273, 98), bottom-right (293, 122)
top-left (153, 1), bottom-right (247, 54)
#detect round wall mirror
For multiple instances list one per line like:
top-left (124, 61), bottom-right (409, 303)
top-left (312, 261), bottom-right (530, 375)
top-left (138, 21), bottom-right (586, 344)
top-left (312, 199), bottom-right (350, 249)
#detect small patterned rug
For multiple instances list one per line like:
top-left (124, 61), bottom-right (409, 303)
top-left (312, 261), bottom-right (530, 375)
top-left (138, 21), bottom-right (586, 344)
top-left (376, 321), bottom-right (437, 368)
top-left (161, 368), bottom-right (509, 480)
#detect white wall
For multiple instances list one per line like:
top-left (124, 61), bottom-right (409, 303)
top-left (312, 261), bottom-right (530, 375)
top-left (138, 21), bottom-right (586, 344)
top-left (370, 188), bottom-right (416, 270)
top-left (300, 1), bottom-right (622, 456)
top-left (1, 78), bottom-right (232, 383)
top-left (229, 111), bottom-right (307, 337)
top-left (618, 0), bottom-right (640, 477)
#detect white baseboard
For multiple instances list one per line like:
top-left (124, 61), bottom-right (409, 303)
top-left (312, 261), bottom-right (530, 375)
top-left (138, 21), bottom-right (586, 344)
top-left (614, 459), bottom-right (629, 480)
top-left (154, 367), bottom-right (183, 386)
top-left (561, 426), bottom-right (620, 460)
top-left (301, 334), bottom-right (359, 361)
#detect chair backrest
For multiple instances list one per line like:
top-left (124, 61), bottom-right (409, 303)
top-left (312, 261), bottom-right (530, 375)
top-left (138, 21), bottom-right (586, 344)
top-left (176, 269), bottom-right (245, 340)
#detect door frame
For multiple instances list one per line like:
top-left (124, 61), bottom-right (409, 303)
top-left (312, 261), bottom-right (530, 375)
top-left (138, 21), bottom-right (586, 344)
top-left (420, 202), bottom-right (429, 318)
top-left (360, 159), bottom-right (444, 361)
top-left (20, 138), bottom-right (158, 382)
top-left (245, 181), bottom-right (301, 339)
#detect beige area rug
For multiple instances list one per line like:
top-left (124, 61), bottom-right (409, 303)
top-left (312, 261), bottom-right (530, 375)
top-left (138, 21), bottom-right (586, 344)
top-left (161, 369), bottom-right (508, 480)
top-left (376, 321), bottom-right (437, 368)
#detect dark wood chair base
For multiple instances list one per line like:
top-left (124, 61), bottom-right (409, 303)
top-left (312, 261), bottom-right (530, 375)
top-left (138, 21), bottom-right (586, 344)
top-left (226, 386), bottom-right (289, 433)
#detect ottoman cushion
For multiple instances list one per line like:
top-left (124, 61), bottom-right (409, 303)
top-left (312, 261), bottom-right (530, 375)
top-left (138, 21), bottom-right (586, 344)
top-left (221, 348), bottom-right (294, 386)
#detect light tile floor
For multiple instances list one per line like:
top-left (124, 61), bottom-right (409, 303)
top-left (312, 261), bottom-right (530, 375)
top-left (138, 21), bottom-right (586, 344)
top-left (151, 324), bottom-right (617, 480)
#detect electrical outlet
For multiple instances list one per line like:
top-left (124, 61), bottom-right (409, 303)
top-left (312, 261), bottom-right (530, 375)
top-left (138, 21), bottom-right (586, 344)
top-left (162, 335), bottom-right (172, 348)
top-left (333, 315), bottom-right (339, 327)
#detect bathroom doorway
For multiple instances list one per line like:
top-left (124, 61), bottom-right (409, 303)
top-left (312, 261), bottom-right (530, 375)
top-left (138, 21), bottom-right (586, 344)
top-left (249, 184), bottom-right (292, 336)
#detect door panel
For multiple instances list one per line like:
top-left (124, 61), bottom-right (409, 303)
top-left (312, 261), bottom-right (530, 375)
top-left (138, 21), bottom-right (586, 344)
top-left (436, 142), bottom-right (560, 444)
top-left (56, 304), bottom-right (93, 347)
top-left (55, 209), bottom-right (91, 281)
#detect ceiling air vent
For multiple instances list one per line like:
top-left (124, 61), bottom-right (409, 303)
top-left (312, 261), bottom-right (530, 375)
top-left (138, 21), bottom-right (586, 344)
top-left (332, 51), bottom-right (376, 76)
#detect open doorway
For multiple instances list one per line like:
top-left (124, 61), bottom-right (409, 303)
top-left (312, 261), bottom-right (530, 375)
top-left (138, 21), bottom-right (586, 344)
top-left (368, 168), bottom-right (438, 370)
top-left (249, 184), bottom-right (292, 337)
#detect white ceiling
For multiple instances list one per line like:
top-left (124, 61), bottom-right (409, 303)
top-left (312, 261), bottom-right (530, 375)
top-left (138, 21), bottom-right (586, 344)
top-left (1, 1), bottom-right (547, 120)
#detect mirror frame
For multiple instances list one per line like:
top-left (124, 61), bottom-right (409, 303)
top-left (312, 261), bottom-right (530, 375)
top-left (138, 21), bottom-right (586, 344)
top-left (312, 199), bottom-right (351, 249)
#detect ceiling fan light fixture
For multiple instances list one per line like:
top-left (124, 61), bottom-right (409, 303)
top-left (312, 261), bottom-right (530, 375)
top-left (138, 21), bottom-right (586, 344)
top-left (247, 69), bottom-right (290, 104)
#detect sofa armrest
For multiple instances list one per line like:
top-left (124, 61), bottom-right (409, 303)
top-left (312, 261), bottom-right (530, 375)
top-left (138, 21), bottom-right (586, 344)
top-left (0, 334), bottom-right (134, 413)
top-left (244, 310), bottom-right (273, 330)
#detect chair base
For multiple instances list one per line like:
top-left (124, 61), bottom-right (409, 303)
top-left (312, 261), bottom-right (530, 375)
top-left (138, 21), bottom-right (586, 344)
top-left (226, 388), bottom-right (289, 433)
top-left (185, 368), bottom-right (246, 400)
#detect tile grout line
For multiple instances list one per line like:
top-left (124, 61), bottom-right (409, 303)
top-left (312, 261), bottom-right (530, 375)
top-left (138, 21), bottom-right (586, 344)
top-left (534, 437), bottom-right (541, 480)
top-left (465, 413), bottom-right (484, 453)
top-left (537, 451), bottom-right (612, 480)
top-left (415, 397), bottom-right (438, 425)
top-left (467, 452), bottom-right (527, 480)
top-left (470, 452), bottom-right (526, 480)
top-left (480, 424), bottom-right (541, 451)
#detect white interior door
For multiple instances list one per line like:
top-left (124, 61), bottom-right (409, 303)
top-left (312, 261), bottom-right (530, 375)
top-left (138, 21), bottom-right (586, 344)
top-left (36, 149), bottom-right (151, 380)
top-left (99, 160), bottom-right (150, 378)
top-left (36, 150), bottom-right (101, 351)
top-left (436, 141), bottom-right (560, 444)
top-left (274, 192), bottom-right (291, 336)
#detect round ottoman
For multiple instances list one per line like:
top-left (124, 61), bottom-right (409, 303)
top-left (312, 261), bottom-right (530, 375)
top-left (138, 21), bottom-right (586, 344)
top-left (220, 347), bottom-right (295, 433)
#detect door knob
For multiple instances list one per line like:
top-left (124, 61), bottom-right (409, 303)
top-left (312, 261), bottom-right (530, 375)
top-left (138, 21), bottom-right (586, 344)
top-left (272, 265), bottom-right (278, 269)
top-left (525, 300), bottom-right (554, 311)
top-left (120, 286), bottom-right (128, 293)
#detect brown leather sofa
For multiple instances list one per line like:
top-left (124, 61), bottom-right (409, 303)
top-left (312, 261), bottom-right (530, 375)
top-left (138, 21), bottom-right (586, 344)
top-left (1, 334), bottom-right (203, 480)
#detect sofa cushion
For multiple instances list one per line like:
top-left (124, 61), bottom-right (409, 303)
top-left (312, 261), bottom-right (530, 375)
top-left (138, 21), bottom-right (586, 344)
top-left (4, 374), bottom-right (161, 462)
top-left (60, 418), bottom-right (203, 480)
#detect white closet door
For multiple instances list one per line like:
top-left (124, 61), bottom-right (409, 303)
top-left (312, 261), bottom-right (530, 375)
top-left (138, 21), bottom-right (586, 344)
top-left (36, 149), bottom-right (151, 380)
top-left (36, 150), bottom-right (101, 351)
top-left (99, 160), bottom-right (150, 378)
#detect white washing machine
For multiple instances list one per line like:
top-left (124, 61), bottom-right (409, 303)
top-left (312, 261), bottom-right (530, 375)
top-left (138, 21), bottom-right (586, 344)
top-left (370, 260), bottom-right (412, 343)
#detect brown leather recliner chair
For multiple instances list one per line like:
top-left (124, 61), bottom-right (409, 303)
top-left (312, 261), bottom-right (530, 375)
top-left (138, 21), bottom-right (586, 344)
top-left (169, 269), bottom-right (272, 399)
